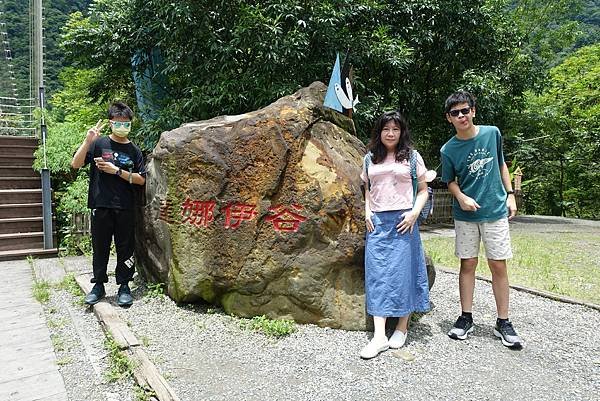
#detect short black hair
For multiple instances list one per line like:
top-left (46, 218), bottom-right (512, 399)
top-left (108, 101), bottom-right (133, 120)
top-left (444, 91), bottom-right (476, 113)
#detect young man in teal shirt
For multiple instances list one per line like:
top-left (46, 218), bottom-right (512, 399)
top-left (440, 91), bottom-right (522, 349)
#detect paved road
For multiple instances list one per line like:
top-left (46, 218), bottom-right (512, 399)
top-left (0, 259), bottom-right (67, 401)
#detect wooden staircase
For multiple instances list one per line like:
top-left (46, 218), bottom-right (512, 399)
top-left (0, 135), bottom-right (57, 260)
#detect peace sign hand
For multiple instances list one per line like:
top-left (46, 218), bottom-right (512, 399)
top-left (85, 120), bottom-right (106, 143)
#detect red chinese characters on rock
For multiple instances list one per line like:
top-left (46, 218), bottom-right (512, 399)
top-left (181, 198), bottom-right (216, 227)
top-left (265, 204), bottom-right (307, 232)
top-left (159, 198), bottom-right (308, 232)
top-left (223, 203), bottom-right (258, 229)
top-left (158, 199), bottom-right (175, 224)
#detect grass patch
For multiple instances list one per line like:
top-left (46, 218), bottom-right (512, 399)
top-left (56, 356), bottom-right (73, 366)
top-left (424, 232), bottom-right (600, 304)
top-left (242, 315), bottom-right (296, 337)
top-left (51, 334), bottom-right (66, 352)
top-left (57, 273), bottom-right (84, 297)
top-left (134, 385), bottom-right (157, 401)
top-left (145, 282), bottom-right (165, 298)
top-left (47, 318), bottom-right (67, 329)
top-left (32, 281), bottom-right (51, 304)
top-left (26, 255), bottom-right (35, 268)
top-left (72, 296), bottom-right (86, 307)
top-left (104, 335), bottom-right (135, 382)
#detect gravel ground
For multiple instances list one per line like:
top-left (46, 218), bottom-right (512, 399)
top-left (48, 215), bottom-right (600, 401)
top-left (40, 284), bottom-right (136, 401)
top-left (104, 269), bottom-right (600, 401)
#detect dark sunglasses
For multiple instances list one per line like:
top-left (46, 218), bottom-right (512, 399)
top-left (448, 107), bottom-right (472, 117)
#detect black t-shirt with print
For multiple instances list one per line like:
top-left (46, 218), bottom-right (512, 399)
top-left (85, 136), bottom-right (146, 210)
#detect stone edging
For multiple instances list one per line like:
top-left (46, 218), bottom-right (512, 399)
top-left (74, 274), bottom-right (181, 401)
top-left (436, 266), bottom-right (600, 312)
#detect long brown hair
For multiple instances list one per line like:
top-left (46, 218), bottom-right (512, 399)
top-left (367, 110), bottom-right (412, 164)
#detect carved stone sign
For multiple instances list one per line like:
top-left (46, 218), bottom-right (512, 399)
top-left (136, 82), bottom-right (373, 330)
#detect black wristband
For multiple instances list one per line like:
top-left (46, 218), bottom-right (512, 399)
top-left (116, 168), bottom-right (122, 176)
top-left (506, 190), bottom-right (515, 195)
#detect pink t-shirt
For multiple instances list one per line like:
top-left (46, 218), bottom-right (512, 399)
top-left (360, 152), bottom-right (427, 212)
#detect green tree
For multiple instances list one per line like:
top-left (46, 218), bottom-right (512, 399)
top-left (61, 0), bottom-right (554, 163)
top-left (512, 44), bottom-right (600, 218)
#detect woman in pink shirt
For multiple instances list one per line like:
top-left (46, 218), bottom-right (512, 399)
top-left (359, 110), bottom-right (431, 359)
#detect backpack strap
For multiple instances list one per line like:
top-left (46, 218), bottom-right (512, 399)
top-left (364, 152), bottom-right (373, 191)
top-left (410, 150), bottom-right (418, 205)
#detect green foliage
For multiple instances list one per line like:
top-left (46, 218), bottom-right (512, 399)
top-left (59, 0), bottom-right (584, 162)
top-left (571, 0), bottom-right (600, 49)
top-left (57, 273), bottom-right (84, 297)
top-left (0, 0), bottom-right (91, 99)
top-left (508, 0), bottom-right (584, 68)
top-left (242, 315), bottom-right (296, 337)
top-left (51, 67), bottom-right (107, 124)
top-left (510, 44), bottom-right (600, 218)
top-left (26, 255), bottom-right (35, 268)
top-left (144, 282), bottom-right (165, 298)
top-left (33, 121), bottom-right (87, 174)
top-left (51, 334), bottom-right (67, 352)
top-left (47, 317), bottom-right (67, 329)
top-left (104, 334), bottom-right (135, 382)
top-left (56, 173), bottom-right (92, 255)
top-left (57, 173), bottom-right (90, 216)
top-left (56, 356), bottom-right (73, 366)
top-left (134, 385), bottom-right (156, 401)
top-left (32, 280), bottom-right (51, 304)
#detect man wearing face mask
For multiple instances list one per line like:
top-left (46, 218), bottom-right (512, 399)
top-left (71, 101), bottom-right (146, 307)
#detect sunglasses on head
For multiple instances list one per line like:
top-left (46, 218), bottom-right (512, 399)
top-left (110, 121), bottom-right (132, 128)
top-left (448, 107), bottom-right (472, 117)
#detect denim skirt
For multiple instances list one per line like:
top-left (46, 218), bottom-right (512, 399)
top-left (365, 209), bottom-right (430, 317)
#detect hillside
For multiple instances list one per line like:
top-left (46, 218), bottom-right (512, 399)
top-left (0, 0), bottom-right (90, 103)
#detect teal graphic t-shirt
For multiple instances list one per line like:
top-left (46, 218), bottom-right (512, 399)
top-left (440, 125), bottom-right (508, 222)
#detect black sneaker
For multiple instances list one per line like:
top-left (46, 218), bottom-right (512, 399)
top-left (117, 284), bottom-right (133, 307)
top-left (448, 315), bottom-right (474, 340)
top-left (84, 283), bottom-right (105, 305)
top-left (494, 319), bottom-right (523, 349)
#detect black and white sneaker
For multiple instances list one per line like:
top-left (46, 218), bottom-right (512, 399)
top-left (448, 315), bottom-right (474, 340)
top-left (494, 320), bottom-right (523, 349)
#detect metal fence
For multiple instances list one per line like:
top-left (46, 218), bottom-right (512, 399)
top-left (72, 213), bottom-right (91, 235)
top-left (426, 189), bottom-right (455, 224)
top-left (424, 189), bottom-right (524, 225)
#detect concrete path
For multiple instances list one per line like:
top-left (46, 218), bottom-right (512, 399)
top-left (0, 259), bottom-right (67, 401)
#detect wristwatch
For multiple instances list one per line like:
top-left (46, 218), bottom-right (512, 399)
top-left (116, 168), bottom-right (122, 176)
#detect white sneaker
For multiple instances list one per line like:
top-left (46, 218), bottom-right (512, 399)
top-left (360, 337), bottom-right (389, 359)
top-left (388, 330), bottom-right (407, 349)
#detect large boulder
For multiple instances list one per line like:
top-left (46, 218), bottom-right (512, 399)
top-left (135, 81), bottom-right (435, 330)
